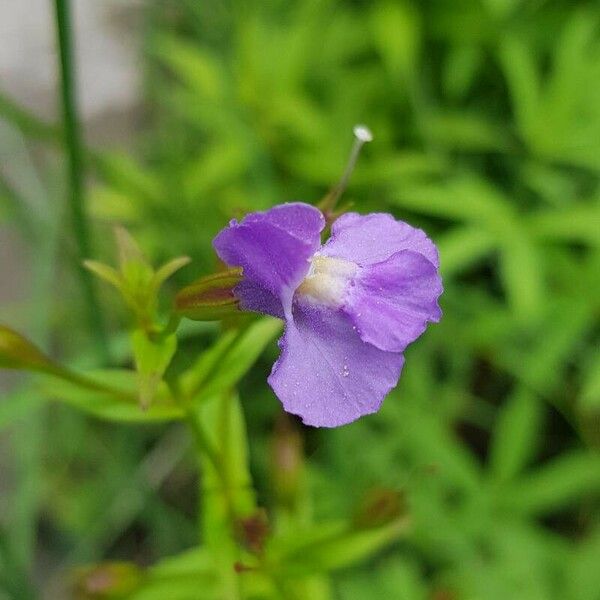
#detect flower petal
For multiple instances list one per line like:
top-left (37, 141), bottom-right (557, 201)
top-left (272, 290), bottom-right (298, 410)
top-left (321, 212), bottom-right (439, 268)
top-left (344, 250), bottom-right (442, 353)
top-left (213, 203), bottom-right (325, 316)
top-left (244, 202), bottom-right (325, 240)
top-left (268, 305), bottom-right (404, 427)
top-left (234, 280), bottom-right (284, 319)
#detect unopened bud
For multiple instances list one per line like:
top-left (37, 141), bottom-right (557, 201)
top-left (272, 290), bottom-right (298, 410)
top-left (174, 268), bottom-right (243, 321)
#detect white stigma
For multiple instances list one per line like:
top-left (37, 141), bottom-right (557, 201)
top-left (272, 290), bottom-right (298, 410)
top-left (296, 255), bottom-right (358, 307)
top-left (353, 124), bottom-right (373, 143)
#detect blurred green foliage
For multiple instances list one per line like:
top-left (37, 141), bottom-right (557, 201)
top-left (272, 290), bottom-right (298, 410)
top-left (1, 0), bottom-right (599, 598)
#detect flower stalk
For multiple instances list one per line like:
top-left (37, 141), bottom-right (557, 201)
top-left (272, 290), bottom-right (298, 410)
top-left (54, 0), bottom-right (109, 362)
top-left (319, 124), bottom-right (373, 220)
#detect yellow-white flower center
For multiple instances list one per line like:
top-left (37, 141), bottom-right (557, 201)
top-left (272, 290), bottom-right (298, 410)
top-left (296, 255), bottom-right (358, 307)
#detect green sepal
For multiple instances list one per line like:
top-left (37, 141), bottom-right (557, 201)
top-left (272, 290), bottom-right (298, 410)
top-left (174, 268), bottom-right (243, 321)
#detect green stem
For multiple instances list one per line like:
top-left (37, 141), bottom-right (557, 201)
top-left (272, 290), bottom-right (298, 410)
top-left (185, 405), bottom-right (240, 545)
top-left (185, 409), bottom-right (224, 476)
top-left (54, 0), bottom-right (109, 363)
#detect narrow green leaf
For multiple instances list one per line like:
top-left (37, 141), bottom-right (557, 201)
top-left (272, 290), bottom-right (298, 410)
top-left (0, 325), bottom-right (55, 373)
top-left (489, 389), bottom-right (542, 483)
top-left (580, 348), bottom-right (600, 412)
top-left (152, 36), bottom-right (225, 101)
top-left (153, 256), bottom-right (191, 289)
top-left (437, 226), bottom-right (496, 277)
top-left (422, 111), bottom-right (511, 152)
top-left (504, 452), bottom-right (600, 515)
top-left (131, 330), bottom-right (177, 408)
top-left (179, 329), bottom-right (238, 398)
top-left (528, 204), bottom-right (600, 247)
top-left (498, 228), bottom-right (544, 320)
top-left (392, 176), bottom-right (513, 226)
top-left (199, 318), bottom-right (282, 400)
top-left (498, 36), bottom-right (540, 140)
top-left (130, 548), bottom-right (218, 600)
top-left (83, 260), bottom-right (123, 290)
top-left (369, 1), bottom-right (420, 81)
top-left (269, 517), bottom-right (409, 577)
top-left (42, 370), bottom-right (183, 423)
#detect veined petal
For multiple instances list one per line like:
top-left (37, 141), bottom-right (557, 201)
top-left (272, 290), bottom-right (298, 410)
top-left (268, 305), bottom-right (404, 427)
top-left (213, 203), bottom-right (325, 316)
top-left (321, 212), bottom-right (439, 268)
top-left (344, 250), bottom-right (443, 353)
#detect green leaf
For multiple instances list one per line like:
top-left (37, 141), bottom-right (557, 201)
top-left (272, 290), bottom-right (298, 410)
top-left (565, 528), bottom-right (600, 600)
top-left (504, 452), bottom-right (600, 515)
top-left (370, 1), bottom-right (420, 82)
top-left (152, 36), bottom-right (225, 101)
top-left (183, 143), bottom-right (251, 200)
top-left (115, 225), bottom-right (149, 270)
top-left (392, 176), bottom-right (513, 226)
top-left (422, 111), bottom-right (511, 153)
top-left (179, 329), bottom-right (238, 398)
top-left (489, 389), bottom-right (543, 483)
top-left (437, 226), bottom-right (496, 277)
top-left (0, 325), bottom-right (55, 373)
top-left (579, 348), bottom-right (600, 412)
top-left (498, 35), bottom-right (540, 140)
top-left (498, 227), bottom-right (544, 320)
top-left (198, 318), bottom-right (282, 400)
top-left (83, 260), bottom-right (123, 290)
top-left (129, 548), bottom-right (218, 600)
top-left (528, 203), bottom-right (600, 247)
top-left (503, 297), bottom-right (592, 398)
top-left (94, 152), bottom-right (163, 205)
top-left (443, 44), bottom-right (483, 100)
top-left (153, 256), bottom-right (191, 289)
top-left (131, 330), bottom-right (177, 408)
top-left (42, 370), bottom-right (184, 423)
top-left (268, 517), bottom-right (410, 577)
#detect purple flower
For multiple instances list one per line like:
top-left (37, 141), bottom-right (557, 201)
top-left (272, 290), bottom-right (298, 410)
top-left (214, 203), bottom-right (442, 427)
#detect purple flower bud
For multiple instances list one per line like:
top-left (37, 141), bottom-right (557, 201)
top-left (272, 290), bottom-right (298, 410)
top-left (213, 203), bottom-right (443, 427)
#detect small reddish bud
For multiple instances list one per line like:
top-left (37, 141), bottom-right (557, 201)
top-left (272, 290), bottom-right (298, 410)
top-left (235, 509), bottom-right (270, 554)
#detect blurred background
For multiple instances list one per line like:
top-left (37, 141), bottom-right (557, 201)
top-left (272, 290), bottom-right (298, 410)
top-left (1, 0), bottom-right (599, 598)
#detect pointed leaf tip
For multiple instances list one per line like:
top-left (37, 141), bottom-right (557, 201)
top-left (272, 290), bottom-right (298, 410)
top-left (0, 325), bottom-right (55, 372)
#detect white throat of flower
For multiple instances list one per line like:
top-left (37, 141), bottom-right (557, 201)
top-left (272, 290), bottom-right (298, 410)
top-left (296, 255), bottom-right (358, 307)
